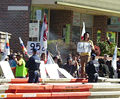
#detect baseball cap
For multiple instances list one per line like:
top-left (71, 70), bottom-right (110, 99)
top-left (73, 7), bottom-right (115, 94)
top-left (33, 48), bottom-right (37, 52)
top-left (91, 53), bottom-right (96, 57)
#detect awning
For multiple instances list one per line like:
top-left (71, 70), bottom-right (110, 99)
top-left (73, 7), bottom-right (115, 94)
top-left (32, 0), bottom-right (120, 17)
top-left (55, 0), bottom-right (120, 17)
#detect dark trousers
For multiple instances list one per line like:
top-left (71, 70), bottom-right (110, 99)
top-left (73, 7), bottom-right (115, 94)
top-left (28, 70), bottom-right (40, 83)
top-left (118, 73), bottom-right (120, 78)
top-left (88, 73), bottom-right (98, 82)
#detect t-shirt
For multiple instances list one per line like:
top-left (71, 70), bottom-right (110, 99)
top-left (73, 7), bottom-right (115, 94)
top-left (15, 58), bottom-right (27, 77)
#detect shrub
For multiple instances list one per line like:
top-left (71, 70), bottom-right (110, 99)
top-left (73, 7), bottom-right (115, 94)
top-left (97, 41), bottom-right (120, 57)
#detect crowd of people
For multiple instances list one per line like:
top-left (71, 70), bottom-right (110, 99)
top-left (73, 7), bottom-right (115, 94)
top-left (2, 32), bottom-right (120, 83)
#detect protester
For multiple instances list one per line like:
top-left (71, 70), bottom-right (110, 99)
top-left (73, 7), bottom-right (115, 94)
top-left (80, 32), bottom-right (94, 78)
top-left (63, 57), bottom-right (77, 76)
top-left (98, 58), bottom-right (109, 77)
top-left (53, 56), bottom-right (58, 64)
top-left (26, 48), bottom-right (40, 83)
top-left (107, 60), bottom-right (114, 78)
top-left (15, 53), bottom-right (27, 78)
top-left (9, 54), bottom-right (17, 67)
top-left (106, 37), bottom-right (111, 45)
top-left (86, 54), bottom-right (98, 82)
top-left (117, 56), bottom-right (120, 78)
top-left (40, 53), bottom-right (47, 64)
top-left (8, 54), bottom-right (17, 76)
top-left (72, 55), bottom-right (79, 78)
top-left (103, 54), bottom-right (109, 66)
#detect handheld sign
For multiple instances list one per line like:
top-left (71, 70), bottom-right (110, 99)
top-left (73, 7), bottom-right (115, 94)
top-left (0, 61), bottom-right (14, 79)
top-left (77, 42), bottom-right (91, 53)
top-left (27, 41), bottom-right (40, 55)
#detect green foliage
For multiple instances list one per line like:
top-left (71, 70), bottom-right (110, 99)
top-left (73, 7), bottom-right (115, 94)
top-left (97, 41), bottom-right (120, 56)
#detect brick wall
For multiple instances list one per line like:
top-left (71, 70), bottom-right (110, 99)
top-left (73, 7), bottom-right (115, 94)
top-left (50, 10), bottom-right (73, 40)
top-left (0, 0), bottom-right (31, 52)
top-left (93, 15), bottom-right (108, 44)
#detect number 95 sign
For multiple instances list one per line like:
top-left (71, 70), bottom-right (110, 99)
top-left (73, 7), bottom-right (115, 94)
top-left (27, 41), bottom-right (41, 55)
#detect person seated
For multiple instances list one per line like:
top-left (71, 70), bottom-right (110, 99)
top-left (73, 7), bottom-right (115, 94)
top-left (63, 57), bottom-right (76, 76)
top-left (98, 58), bottom-right (110, 77)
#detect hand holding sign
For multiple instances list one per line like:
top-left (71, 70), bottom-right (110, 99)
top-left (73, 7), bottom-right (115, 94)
top-left (77, 42), bottom-right (91, 53)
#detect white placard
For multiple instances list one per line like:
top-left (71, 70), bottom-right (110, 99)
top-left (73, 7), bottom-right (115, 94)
top-left (40, 61), bottom-right (47, 79)
top-left (27, 41), bottom-right (40, 55)
top-left (29, 23), bottom-right (39, 37)
top-left (36, 10), bottom-right (42, 20)
top-left (0, 61), bottom-right (14, 79)
top-left (45, 64), bottom-right (60, 79)
top-left (77, 42), bottom-right (91, 53)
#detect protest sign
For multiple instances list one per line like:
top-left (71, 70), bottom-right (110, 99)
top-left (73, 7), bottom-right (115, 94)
top-left (0, 61), bottom-right (14, 79)
top-left (27, 41), bottom-right (40, 55)
top-left (77, 42), bottom-right (91, 53)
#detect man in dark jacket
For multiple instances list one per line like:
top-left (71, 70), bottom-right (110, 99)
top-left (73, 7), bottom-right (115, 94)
top-left (26, 48), bottom-right (40, 83)
top-left (86, 54), bottom-right (98, 82)
top-left (117, 56), bottom-right (120, 78)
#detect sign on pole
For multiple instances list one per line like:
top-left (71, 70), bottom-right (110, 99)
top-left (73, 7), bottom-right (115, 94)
top-left (29, 23), bottom-right (39, 38)
top-left (77, 42), bottom-right (91, 53)
top-left (36, 10), bottom-right (42, 20)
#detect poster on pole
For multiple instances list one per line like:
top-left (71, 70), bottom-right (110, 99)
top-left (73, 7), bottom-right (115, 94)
top-left (27, 41), bottom-right (41, 55)
top-left (77, 42), bottom-right (91, 53)
top-left (36, 10), bottom-right (42, 20)
top-left (29, 23), bottom-right (39, 37)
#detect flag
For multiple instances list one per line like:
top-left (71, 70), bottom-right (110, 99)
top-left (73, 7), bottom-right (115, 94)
top-left (40, 13), bottom-right (48, 53)
top-left (47, 52), bottom-right (55, 64)
top-left (1, 33), bottom-right (10, 61)
top-left (19, 37), bottom-right (27, 55)
top-left (81, 22), bottom-right (86, 40)
top-left (112, 46), bottom-right (117, 78)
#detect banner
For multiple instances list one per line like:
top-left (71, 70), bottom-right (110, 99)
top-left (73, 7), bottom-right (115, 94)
top-left (65, 24), bottom-right (70, 44)
top-left (81, 22), bottom-right (86, 40)
top-left (1, 33), bottom-right (10, 61)
top-left (112, 46), bottom-right (117, 78)
top-left (77, 42), bottom-right (91, 53)
top-left (19, 37), bottom-right (27, 55)
top-left (40, 13), bottom-right (48, 53)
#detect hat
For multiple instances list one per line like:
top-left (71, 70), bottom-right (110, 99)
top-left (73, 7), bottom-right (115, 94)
top-left (104, 54), bottom-right (109, 57)
top-left (33, 48), bottom-right (37, 52)
top-left (91, 53), bottom-right (96, 57)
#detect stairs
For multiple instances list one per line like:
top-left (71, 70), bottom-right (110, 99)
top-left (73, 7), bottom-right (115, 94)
top-left (0, 78), bottom-right (120, 99)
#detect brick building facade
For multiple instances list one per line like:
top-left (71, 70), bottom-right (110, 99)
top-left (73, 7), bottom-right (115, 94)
top-left (50, 10), bottom-right (109, 45)
top-left (0, 0), bottom-right (120, 53)
top-left (0, 0), bottom-right (31, 52)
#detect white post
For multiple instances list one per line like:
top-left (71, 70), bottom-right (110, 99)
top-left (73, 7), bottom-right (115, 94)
top-left (37, 20), bottom-right (40, 42)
